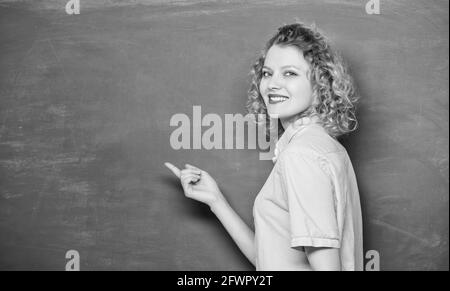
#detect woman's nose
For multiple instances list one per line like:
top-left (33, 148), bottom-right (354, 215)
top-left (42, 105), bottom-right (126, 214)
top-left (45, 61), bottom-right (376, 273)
top-left (267, 75), bottom-right (282, 90)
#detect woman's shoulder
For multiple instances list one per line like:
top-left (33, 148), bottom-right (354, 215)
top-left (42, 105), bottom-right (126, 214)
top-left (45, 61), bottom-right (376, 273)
top-left (277, 131), bottom-right (348, 178)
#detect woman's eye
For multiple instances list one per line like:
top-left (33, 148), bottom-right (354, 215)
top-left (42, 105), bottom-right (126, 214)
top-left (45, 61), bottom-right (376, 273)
top-left (261, 71), bottom-right (297, 78)
top-left (285, 71), bottom-right (298, 76)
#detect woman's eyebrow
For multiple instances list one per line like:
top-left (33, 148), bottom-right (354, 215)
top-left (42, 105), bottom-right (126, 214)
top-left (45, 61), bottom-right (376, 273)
top-left (282, 65), bottom-right (303, 70)
top-left (262, 65), bottom-right (304, 71)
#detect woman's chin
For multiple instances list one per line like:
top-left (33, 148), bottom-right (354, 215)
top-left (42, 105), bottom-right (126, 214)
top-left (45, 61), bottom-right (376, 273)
top-left (267, 110), bottom-right (287, 120)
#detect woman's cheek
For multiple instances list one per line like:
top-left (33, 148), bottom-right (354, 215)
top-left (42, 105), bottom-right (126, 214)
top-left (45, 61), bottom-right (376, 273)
top-left (261, 85), bottom-right (267, 97)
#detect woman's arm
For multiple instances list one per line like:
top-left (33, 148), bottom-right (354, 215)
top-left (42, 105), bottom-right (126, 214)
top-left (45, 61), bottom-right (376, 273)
top-left (210, 200), bottom-right (256, 266)
top-left (305, 247), bottom-right (341, 271)
top-left (164, 162), bottom-right (255, 267)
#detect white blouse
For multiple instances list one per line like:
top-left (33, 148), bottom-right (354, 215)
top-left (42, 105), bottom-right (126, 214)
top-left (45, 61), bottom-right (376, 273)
top-left (253, 117), bottom-right (364, 270)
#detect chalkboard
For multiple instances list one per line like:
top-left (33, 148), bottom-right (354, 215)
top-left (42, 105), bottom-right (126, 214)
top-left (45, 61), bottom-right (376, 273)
top-left (0, 0), bottom-right (448, 270)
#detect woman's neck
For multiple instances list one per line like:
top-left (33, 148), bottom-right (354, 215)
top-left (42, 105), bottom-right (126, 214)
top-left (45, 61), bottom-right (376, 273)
top-left (280, 114), bottom-right (300, 131)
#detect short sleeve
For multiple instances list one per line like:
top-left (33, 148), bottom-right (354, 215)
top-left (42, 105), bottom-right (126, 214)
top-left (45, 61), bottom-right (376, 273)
top-left (278, 149), bottom-right (340, 248)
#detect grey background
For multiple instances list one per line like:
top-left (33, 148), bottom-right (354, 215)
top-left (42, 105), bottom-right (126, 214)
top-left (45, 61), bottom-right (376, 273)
top-left (0, 0), bottom-right (448, 270)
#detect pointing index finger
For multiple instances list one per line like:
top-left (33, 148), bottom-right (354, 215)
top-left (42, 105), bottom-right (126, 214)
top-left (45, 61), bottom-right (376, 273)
top-left (164, 162), bottom-right (181, 178)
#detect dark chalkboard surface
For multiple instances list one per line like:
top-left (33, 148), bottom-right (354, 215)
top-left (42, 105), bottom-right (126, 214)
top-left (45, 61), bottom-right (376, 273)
top-left (0, 0), bottom-right (448, 270)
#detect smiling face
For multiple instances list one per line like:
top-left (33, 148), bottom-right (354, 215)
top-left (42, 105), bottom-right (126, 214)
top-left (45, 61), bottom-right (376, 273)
top-left (259, 44), bottom-right (314, 124)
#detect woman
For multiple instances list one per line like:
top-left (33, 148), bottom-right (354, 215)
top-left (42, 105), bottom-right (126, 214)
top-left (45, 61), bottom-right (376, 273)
top-left (165, 22), bottom-right (363, 271)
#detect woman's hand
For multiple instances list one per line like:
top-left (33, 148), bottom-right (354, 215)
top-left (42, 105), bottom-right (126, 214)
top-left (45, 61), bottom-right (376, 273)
top-left (164, 162), bottom-right (226, 208)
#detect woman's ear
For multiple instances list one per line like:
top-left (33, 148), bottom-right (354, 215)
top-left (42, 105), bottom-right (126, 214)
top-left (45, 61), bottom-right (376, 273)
top-left (305, 68), bottom-right (312, 81)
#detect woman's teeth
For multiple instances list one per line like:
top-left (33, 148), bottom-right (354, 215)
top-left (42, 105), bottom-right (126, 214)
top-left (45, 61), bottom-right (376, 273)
top-left (269, 96), bottom-right (289, 104)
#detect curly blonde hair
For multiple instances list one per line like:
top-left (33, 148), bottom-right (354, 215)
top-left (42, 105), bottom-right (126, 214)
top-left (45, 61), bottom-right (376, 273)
top-left (246, 22), bottom-right (359, 138)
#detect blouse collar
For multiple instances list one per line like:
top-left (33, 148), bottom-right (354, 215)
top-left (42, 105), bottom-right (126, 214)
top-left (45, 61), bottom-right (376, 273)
top-left (272, 115), bottom-right (321, 163)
